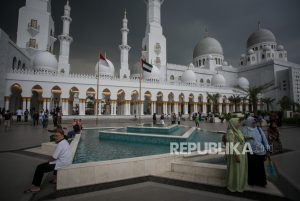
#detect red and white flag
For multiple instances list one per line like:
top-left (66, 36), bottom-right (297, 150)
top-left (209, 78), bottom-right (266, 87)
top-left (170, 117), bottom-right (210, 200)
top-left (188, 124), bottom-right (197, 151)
top-left (99, 53), bottom-right (109, 66)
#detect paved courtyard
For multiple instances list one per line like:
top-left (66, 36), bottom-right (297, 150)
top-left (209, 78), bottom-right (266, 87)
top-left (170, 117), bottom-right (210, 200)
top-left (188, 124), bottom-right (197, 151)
top-left (0, 116), bottom-right (299, 201)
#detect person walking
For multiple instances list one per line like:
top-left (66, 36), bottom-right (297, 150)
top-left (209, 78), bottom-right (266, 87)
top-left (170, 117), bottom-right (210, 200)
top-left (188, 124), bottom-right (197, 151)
top-left (225, 118), bottom-right (248, 192)
top-left (267, 121), bottom-right (283, 154)
top-left (195, 114), bottom-right (200, 128)
top-left (152, 113), bottom-right (157, 125)
top-left (4, 110), bottom-right (12, 130)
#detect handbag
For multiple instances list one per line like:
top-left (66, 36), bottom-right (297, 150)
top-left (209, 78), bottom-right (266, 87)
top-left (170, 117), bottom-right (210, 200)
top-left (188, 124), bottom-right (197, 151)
top-left (265, 156), bottom-right (277, 179)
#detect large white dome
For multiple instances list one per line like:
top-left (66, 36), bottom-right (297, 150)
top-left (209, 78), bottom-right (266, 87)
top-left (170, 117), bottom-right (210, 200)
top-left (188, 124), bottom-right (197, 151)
top-left (33, 51), bottom-right (58, 72)
top-left (247, 28), bottom-right (276, 48)
top-left (211, 73), bottom-right (226, 87)
top-left (193, 36), bottom-right (223, 58)
top-left (182, 69), bottom-right (196, 84)
top-left (95, 58), bottom-right (115, 76)
top-left (238, 77), bottom-right (249, 89)
top-left (143, 65), bottom-right (160, 81)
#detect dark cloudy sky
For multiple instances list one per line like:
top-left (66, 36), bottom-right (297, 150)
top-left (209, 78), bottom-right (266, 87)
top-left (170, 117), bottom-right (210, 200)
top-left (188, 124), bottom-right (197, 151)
top-left (1, 0), bottom-right (300, 74)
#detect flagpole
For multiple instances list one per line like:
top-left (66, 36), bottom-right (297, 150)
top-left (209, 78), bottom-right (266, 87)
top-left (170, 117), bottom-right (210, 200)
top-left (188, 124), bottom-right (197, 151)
top-left (139, 59), bottom-right (142, 125)
top-left (96, 53), bottom-right (100, 125)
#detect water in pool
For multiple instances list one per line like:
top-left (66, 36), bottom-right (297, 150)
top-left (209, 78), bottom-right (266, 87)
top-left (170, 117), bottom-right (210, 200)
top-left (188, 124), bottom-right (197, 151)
top-left (73, 127), bottom-right (222, 163)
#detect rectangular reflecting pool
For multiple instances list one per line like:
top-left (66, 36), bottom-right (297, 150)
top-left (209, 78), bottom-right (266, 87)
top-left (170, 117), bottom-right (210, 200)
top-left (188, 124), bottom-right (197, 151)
top-left (73, 128), bottom-right (222, 164)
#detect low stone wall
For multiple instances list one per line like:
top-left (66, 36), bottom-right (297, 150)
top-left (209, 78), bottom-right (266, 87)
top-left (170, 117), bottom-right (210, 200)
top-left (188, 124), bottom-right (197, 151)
top-left (57, 153), bottom-right (182, 190)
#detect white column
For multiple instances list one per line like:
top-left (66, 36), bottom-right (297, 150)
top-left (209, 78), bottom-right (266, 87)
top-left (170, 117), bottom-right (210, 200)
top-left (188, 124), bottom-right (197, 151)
top-left (139, 101), bottom-right (144, 115)
top-left (151, 101), bottom-right (154, 115)
top-left (27, 98), bottom-right (31, 110)
top-left (218, 104), bottom-right (222, 114)
top-left (22, 98), bottom-right (27, 110)
top-left (114, 102), bottom-right (117, 115)
top-left (174, 102), bottom-right (178, 114)
top-left (245, 103), bottom-right (249, 112)
top-left (202, 103), bottom-right (207, 114)
top-left (184, 102), bottom-right (188, 115)
top-left (43, 99), bottom-right (47, 111)
top-left (239, 104), bottom-right (243, 113)
top-left (226, 103), bottom-right (230, 114)
top-left (111, 101), bottom-right (115, 115)
top-left (63, 99), bottom-right (68, 115)
top-left (153, 101), bottom-right (157, 114)
top-left (194, 103), bottom-right (197, 114)
top-left (5, 97), bottom-right (9, 110)
top-left (98, 100), bottom-right (102, 115)
top-left (80, 99), bottom-right (85, 115)
top-left (163, 102), bottom-right (167, 114)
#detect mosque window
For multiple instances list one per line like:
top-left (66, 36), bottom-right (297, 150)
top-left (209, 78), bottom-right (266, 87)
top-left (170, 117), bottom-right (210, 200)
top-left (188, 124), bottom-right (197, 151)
top-left (199, 60), bottom-right (201, 66)
top-left (30, 19), bottom-right (38, 29)
top-left (247, 57), bottom-right (250, 62)
top-left (170, 75), bottom-right (174, 80)
top-left (241, 61), bottom-right (244, 65)
top-left (28, 38), bottom-right (37, 48)
top-left (200, 79), bottom-right (204, 83)
top-left (17, 60), bottom-right (21, 69)
top-left (203, 59), bottom-right (205, 65)
top-left (260, 45), bottom-right (262, 49)
top-left (262, 54), bottom-right (265, 59)
top-left (279, 53), bottom-right (283, 58)
top-left (267, 53), bottom-right (271, 58)
top-left (255, 47), bottom-right (258, 51)
top-left (215, 58), bottom-right (218, 64)
top-left (12, 57), bottom-right (17, 70)
top-left (22, 63), bottom-right (25, 70)
top-left (218, 58), bottom-right (221, 64)
top-left (207, 79), bottom-right (210, 84)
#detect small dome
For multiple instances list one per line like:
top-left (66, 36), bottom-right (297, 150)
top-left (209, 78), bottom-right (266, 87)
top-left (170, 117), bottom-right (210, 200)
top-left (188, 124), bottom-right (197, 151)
top-left (247, 28), bottom-right (276, 48)
top-left (211, 73), bottom-right (226, 87)
top-left (193, 36), bottom-right (223, 58)
top-left (33, 51), bottom-right (58, 72)
top-left (182, 69), bottom-right (196, 84)
top-left (277, 45), bottom-right (284, 51)
top-left (248, 49), bottom-right (254, 54)
top-left (95, 58), bottom-right (115, 76)
top-left (238, 77), bottom-right (249, 89)
top-left (143, 65), bottom-right (160, 81)
top-left (189, 63), bottom-right (195, 69)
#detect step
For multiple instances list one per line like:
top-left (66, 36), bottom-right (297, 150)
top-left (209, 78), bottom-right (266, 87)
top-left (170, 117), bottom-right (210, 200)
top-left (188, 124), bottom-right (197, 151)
top-left (171, 160), bottom-right (226, 180)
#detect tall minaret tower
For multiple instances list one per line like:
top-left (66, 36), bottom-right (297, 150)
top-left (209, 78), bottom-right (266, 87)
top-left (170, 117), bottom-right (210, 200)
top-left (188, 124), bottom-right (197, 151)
top-left (58, 0), bottom-right (73, 75)
top-left (119, 10), bottom-right (131, 79)
top-left (142, 0), bottom-right (167, 82)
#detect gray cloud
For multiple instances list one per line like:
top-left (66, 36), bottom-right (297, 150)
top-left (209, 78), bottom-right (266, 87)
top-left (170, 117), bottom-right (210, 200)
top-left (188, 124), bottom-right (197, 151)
top-left (1, 0), bottom-right (299, 74)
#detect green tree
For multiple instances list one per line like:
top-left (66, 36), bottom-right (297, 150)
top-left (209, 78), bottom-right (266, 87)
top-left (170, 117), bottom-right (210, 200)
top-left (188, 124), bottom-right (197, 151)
top-left (207, 93), bottom-right (220, 113)
top-left (261, 97), bottom-right (275, 112)
top-left (278, 96), bottom-right (292, 111)
top-left (238, 81), bottom-right (275, 114)
top-left (228, 95), bottom-right (242, 112)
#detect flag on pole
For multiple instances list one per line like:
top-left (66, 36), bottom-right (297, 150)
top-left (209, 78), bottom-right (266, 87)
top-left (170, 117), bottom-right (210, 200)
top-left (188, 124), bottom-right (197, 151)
top-left (99, 53), bottom-right (109, 66)
top-left (141, 59), bottom-right (153, 73)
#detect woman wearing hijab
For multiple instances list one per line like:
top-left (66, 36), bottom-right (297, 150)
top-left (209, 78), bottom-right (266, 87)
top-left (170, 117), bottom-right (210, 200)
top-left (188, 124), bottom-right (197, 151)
top-left (241, 117), bottom-right (269, 187)
top-left (267, 121), bottom-right (283, 154)
top-left (226, 118), bottom-right (248, 192)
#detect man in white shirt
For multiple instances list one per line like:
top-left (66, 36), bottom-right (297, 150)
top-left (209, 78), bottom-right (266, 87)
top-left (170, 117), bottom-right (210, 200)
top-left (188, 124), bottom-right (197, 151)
top-left (16, 108), bottom-right (22, 122)
top-left (24, 128), bottom-right (72, 193)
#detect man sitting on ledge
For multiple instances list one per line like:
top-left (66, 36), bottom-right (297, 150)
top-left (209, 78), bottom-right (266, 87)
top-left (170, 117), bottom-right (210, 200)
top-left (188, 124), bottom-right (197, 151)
top-left (24, 128), bottom-right (72, 193)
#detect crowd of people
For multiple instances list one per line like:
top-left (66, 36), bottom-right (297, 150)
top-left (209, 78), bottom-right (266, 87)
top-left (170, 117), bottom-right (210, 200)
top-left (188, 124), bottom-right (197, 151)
top-left (225, 114), bottom-right (283, 192)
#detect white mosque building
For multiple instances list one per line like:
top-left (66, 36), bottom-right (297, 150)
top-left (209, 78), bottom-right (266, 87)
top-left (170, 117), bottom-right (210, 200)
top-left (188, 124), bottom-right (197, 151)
top-left (0, 0), bottom-right (299, 116)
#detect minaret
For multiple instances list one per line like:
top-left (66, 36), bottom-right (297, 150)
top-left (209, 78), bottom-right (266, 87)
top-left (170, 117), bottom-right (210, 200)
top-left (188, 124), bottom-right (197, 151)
top-left (142, 0), bottom-right (166, 82)
top-left (58, 0), bottom-right (73, 75)
top-left (119, 9), bottom-right (131, 79)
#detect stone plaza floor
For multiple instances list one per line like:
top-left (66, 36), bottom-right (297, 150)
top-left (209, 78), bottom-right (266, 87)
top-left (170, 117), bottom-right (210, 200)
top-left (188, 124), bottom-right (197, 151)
top-left (0, 116), bottom-right (299, 201)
